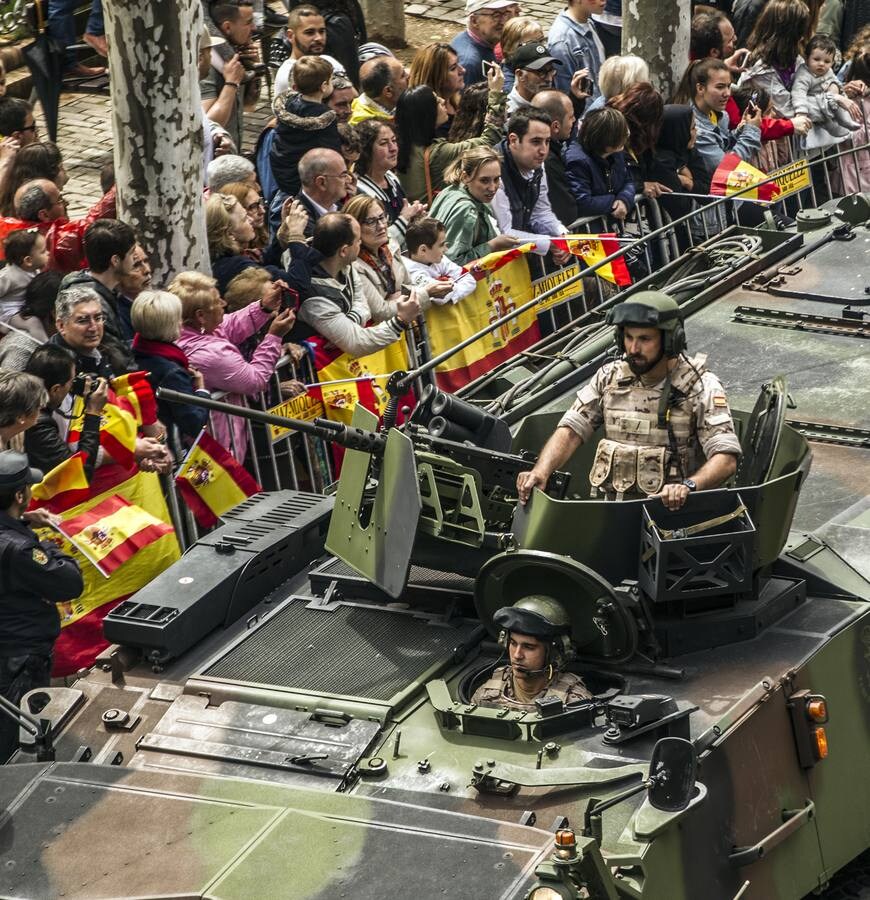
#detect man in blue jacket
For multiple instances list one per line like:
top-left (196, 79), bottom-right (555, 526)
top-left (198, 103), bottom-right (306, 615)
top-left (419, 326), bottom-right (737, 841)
top-left (451, 0), bottom-right (515, 88)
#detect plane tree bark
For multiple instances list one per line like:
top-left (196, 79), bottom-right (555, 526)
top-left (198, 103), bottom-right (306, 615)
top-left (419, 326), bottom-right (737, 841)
top-left (102, 0), bottom-right (209, 281)
top-left (622, 0), bottom-right (691, 102)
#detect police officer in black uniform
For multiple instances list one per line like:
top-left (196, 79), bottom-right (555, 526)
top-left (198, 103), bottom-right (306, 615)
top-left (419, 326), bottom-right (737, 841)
top-left (0, 451), bottom-right (83, 761)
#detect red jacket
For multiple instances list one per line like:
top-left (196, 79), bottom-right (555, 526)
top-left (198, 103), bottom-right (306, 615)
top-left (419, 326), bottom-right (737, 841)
top-left (724, 96), bottom-right (794, 142)
top-left (0, 186), bottom-right (116, 271)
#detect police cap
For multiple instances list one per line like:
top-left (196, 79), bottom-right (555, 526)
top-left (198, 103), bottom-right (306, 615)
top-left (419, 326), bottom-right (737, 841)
top-left (606, 291), bottom-right (682, 333)
top-left (493, 595), bottom-right (571, 639)
top-left (0, 451), bottom-right (43, 492)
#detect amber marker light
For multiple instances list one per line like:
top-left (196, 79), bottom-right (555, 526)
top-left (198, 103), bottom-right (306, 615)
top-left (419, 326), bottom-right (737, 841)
top-left (806, 698), bottom-right (828, 723)
top-left (554, 830), bottom-right (576, 848)
top-left (813, 727), bottom-right (829, 760)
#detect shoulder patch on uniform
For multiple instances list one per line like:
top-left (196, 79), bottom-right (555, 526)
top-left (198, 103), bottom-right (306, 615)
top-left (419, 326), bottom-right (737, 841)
top-left (31, 548), bottom-right (48, 565)
top-left (713, 394), bottom-right (728, 408)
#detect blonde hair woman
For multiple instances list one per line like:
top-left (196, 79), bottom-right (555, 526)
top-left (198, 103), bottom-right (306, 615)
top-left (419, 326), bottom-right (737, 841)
top-left (131, 289), bottom-right (209, 445)
top-left (427, 146), bottom-right (519, 264)
top-left (171, 271), bottom-right (295, 462)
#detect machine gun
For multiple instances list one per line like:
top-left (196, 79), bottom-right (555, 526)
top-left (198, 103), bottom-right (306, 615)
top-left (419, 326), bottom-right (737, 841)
top-left (157, 388), bottom-right (570, 597)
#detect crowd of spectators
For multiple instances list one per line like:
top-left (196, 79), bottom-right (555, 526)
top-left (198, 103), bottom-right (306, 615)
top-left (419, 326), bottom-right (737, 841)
top-left (0, 0), bottom-right (865, 495)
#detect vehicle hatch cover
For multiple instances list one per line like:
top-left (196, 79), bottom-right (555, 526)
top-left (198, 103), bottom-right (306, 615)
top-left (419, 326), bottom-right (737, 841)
top-left (475, 550), bottom-right (638, 663)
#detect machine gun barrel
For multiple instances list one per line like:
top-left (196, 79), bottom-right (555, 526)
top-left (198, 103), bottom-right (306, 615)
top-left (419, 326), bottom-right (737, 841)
top-left (156, 387), bottom-right (387, 454)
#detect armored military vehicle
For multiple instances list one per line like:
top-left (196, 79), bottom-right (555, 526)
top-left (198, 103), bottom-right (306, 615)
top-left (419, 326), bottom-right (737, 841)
top-left (2, 186), bottom-right (870, 899)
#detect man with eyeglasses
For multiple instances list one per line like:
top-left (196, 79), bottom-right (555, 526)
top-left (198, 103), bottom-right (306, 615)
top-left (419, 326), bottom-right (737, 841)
top-left (48, 287), bottom-right (171, 474)
top-left (451, 0), bottom-right (516, 89)
top-left (507, 42), bottom-right (562, 115)
top-left (61, 219), bottom-right (143, 374)
top-left (293, 148), bottom-right (354, 239)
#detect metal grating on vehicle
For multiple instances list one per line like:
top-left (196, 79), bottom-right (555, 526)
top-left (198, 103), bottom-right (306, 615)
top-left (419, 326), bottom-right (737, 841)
top-left (315, 556), bottom-right (475, 594)
top-left (201, 601), bottom-right (480, 700)
top-left (222, 490), bottom-right (327, 524)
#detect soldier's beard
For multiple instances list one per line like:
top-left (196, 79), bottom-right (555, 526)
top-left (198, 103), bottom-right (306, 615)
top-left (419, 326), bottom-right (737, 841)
top-left (627, 347), bottom-right (664, 375)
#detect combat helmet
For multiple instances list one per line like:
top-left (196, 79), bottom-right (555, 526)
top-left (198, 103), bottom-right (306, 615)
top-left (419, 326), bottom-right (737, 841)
top-left (606, 291), bottom-right (687, 357)
top-left (493, 595), bottom-right (576, 668)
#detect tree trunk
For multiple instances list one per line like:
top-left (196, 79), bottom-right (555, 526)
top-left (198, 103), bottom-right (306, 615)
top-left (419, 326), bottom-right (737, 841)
top-left (103, 0), bottom-right (210, 281)
top-left (359, 0), bottom-right (406, 47)
top-left (622, 0), bottom-right (691, 102)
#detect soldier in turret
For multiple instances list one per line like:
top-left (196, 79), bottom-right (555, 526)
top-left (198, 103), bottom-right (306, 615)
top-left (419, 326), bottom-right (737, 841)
top-left (472, 596), bottom-right (592, 711)
top-left (517, 291), bottom-right (742, 510)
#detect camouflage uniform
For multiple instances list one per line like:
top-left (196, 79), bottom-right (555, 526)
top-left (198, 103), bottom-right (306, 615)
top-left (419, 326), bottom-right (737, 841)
top-left (558, 353), bottom-right (742, 500)
top-left (471, 665), bottom-right (592, 712)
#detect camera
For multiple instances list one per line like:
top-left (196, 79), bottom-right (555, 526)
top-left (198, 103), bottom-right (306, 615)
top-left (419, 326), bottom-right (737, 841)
top-left (70, 373), bottom-right (97, 398)
top-left (240, 57), bottom-right (268, 78)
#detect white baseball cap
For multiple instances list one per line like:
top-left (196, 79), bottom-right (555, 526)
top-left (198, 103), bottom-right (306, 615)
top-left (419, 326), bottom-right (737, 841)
top-left (466, 0), bottom-right (516, 15)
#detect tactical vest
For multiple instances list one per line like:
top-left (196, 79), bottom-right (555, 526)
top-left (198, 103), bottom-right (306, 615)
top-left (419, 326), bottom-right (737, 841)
top-left (589, 354), bottom-right (707, 500)
top-left (473, 665), bottom-right (591, 712)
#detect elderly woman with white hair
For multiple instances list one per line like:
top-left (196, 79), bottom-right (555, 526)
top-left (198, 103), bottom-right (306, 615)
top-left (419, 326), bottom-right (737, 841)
top-left (206, 154), bottom-right (257, 193)
top-left (583, 55), bottom-right (650, 116)
top-left (131, 290), bottom-right (210, 448)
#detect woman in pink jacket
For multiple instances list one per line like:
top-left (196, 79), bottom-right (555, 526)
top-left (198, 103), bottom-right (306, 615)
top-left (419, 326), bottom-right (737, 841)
top-left (169, 271), bottom-right (295, 462)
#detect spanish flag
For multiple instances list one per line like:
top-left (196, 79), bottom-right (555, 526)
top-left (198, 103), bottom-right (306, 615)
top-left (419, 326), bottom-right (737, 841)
top-left (425, 252), bottom-right (540, 391)
top-left (175, 429), bottom-right (260, 528)
top-left (97, 402), bottom-right (138, 470)
top-left (29, 462), bottom-right (181, 676)
top-left (311, 338), bottom-right (412, 427)
top-left (30, 452), bottom-right (91, 514)
top-left (552, 234), bottom-right (632, 287)
top-left (58, 494), bottom-right (174, 576)
top-left (66, 394), bottom-right (138, 469)
top-left (111, 371), bottom-right (158, 426)
top-left (463, 242), bottom-right (536, 280)
top-left (710, 152), bottom-right (780, 201)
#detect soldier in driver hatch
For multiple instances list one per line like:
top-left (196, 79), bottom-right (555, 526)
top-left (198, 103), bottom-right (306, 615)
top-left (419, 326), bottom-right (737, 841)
top-left (517, 291), bottom-right (742, 510)
top-left (472, 596), bottom-right (592, 711)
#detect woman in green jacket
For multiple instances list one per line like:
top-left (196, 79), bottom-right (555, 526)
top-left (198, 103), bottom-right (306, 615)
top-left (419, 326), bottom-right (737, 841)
top-left (395, 65), bottom-right (507, 205)
top-left (428, 147), bottom-right (520, 266)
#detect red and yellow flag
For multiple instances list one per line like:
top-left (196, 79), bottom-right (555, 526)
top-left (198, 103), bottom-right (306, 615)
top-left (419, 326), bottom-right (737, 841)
top-left (426, 251), bottom-right (540, 391)
top-left (66, 394), bottom-right (138, 469)
top-left (311, 338), bottom-right (412, 427)
top-left (30, 452), bottom-right (91, 514)
top-left (58, 494), bottom-right (174, 576)
top-left (30, 462), bottom-right (181, 676)
top-left (111, 371), bottom-right (157, 427)
top-left (463, 242), bottom-right (536, 280)
top-left (710, 152), bottom-right (780, 201)
top-left (175, 429), bottom-right (260, 528)
top-left (552, 234), bottom-right (632, 287)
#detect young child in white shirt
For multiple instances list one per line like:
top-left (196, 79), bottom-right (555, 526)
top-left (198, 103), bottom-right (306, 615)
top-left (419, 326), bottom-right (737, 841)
top-left (0, 228), bottom-right (48, 322)
top-left (404, 217), bottom-right (478, 305)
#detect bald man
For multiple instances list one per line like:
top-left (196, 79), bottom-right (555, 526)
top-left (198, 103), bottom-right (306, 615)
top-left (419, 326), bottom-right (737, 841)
top-left (532, 90), bottom-right (578, 228)
top-left (349, 55), bottom-right (408, 125)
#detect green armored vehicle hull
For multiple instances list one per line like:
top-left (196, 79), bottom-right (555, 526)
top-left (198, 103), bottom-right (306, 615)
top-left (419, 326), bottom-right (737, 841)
top-left (3, 191), bottom-right (870, 899)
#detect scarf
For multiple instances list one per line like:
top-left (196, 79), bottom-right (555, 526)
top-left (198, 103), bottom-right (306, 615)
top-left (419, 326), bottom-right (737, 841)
top-left (357, 244), bottom-right (397, 295)
top-left (132, 334), bottom-right (189, 368)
